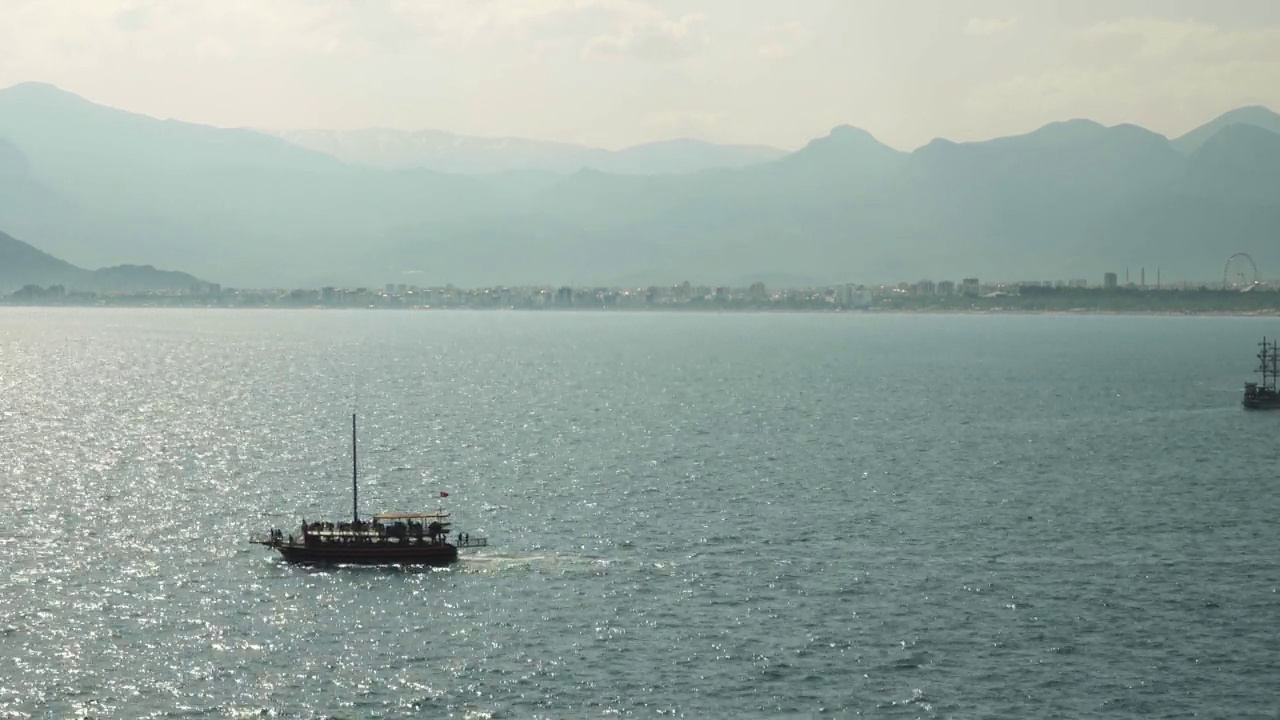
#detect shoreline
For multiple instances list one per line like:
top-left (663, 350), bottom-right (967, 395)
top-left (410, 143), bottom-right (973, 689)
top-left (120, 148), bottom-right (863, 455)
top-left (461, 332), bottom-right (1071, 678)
top-left (2, 303), bottom-right (1279, 318)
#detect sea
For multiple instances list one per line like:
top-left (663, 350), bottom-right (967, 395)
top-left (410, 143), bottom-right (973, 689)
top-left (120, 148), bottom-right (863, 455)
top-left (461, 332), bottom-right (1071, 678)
top-left (1, 308), bottom-right (1278, 718)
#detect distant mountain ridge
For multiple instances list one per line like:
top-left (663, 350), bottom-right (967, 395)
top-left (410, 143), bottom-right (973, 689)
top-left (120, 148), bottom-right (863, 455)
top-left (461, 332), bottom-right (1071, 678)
top-left (0, 229), bottom-right (209, 293)
top-left (1171, 106), bottom-right (1280, 154)
top-left (269, 127), bottom-right (789, 175)
top-left (2, 81), bottom-right (1279, 289)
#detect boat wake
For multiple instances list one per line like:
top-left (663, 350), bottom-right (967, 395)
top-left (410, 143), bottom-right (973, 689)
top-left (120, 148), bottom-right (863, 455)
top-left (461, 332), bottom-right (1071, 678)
top-left (460, 552), bottom-right (562, 572)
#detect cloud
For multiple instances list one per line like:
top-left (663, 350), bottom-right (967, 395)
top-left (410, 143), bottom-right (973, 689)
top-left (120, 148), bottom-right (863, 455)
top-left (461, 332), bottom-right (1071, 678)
top-left (967, 18), bottom-right (1280, 131)
top-left (963, 17), bottom-right (1019, 36)
top-left (0, 0), bottom-right (698, 67)
top-left (758, 21), bottom-right (814, 59)
top-left (0, 0), bottom-right (390, 68)
top-left (640, 108), bottom-right (727, 137)
top-left (1078, 17), bottom-right (1280, 63)
top-left (381, 0), bottom-right (712, 57)
top-left (581, 12), bottom-right (708, 62)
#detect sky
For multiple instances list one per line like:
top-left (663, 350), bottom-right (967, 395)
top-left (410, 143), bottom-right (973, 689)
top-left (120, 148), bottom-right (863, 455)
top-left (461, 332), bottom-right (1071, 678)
top-left (3, 0), bottom-right (1280, 151)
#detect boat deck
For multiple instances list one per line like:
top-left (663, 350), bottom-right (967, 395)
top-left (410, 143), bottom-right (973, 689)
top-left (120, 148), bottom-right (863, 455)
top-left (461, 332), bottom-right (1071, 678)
top-left (249, 533), bottom-right (487, 549)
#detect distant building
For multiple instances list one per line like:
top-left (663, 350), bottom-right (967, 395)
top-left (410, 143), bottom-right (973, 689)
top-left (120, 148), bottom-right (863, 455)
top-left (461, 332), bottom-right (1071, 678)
top-left (961, 278), bottom-right (980, 296)
top-left (1104, 272), bottom-right (1118, 290)
top-left (937, 280), bottom-right (956, 295)
top-left (915, 280), bottom-right (936, 295)
top-left (836, 284), bottom-right (870, 308)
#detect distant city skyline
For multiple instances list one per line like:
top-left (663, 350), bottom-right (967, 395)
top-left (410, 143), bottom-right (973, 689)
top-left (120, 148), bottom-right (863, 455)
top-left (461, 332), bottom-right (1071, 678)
top-left (3, 0), bottom-right (1280, 151)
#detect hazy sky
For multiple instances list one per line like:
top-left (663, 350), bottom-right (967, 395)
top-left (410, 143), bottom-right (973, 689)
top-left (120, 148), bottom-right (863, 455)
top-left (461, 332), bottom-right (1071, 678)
top-left (3, 0), bottom-right (1280, 150)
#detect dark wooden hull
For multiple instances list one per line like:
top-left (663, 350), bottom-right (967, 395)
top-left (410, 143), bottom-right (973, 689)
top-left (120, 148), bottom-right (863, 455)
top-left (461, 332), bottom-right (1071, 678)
top-left (1243, 398), bottom-right (1280, 410)
top-left (274, 543), bottom-right (458, 565)
top-left (1243, 391), bottom-right (1280, 410)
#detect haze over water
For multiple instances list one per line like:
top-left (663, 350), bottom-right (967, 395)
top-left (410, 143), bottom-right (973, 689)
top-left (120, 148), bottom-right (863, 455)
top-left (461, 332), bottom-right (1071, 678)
top-left (1, 308), bottom-right (1278, 717)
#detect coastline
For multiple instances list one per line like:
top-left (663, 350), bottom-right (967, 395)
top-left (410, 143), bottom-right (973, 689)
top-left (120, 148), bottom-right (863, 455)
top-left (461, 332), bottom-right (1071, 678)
top-left (2, 302), bottom-right (1279, 318)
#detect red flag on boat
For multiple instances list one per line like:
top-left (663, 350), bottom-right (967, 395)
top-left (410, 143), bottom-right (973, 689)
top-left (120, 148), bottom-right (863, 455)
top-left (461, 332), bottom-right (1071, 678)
top-left (440, 491), bottom-right (450, 497)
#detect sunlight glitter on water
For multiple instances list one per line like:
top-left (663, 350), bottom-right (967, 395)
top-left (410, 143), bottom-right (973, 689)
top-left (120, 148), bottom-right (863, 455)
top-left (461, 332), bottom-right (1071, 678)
top-left (1, 309), bottom-right (1279, 717)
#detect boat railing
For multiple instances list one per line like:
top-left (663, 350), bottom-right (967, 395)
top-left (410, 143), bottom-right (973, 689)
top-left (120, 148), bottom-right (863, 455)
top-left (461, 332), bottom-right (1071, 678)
top-left (307, 529), bottom-right (386, 539)
top-left (456, 536), bottom-right (488, 549)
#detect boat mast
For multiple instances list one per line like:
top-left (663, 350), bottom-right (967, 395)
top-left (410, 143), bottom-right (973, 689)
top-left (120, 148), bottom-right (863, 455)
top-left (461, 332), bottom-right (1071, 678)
top-left (352, 413), bottom-right (359, 523)
top-left (1263, 339), bottom-right (1271, 389)
top-left (1271, 338), bottom-right (1279, 391)
top-left (1260, 339), bottom-right (1266, 385)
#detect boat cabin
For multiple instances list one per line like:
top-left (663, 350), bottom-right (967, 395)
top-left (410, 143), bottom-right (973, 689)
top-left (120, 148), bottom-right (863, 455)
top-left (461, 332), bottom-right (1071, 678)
top-left (287, 512), bottom-right (451, 546)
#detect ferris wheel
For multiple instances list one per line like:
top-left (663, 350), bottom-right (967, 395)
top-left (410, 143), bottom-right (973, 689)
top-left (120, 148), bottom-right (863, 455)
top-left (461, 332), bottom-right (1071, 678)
top-left (1223, 253), bottom-right (1259, 290)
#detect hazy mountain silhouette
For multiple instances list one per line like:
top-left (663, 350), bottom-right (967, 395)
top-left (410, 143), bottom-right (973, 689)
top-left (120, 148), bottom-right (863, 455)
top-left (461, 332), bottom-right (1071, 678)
top-left (0, 229), bottom-right (207, 293)
top-left (0, 135), bottom-right (105, 264)
top-left (0, 82), bottom-right (525, 286)
top-left (0, 228), bottom-right (83, 290)
top-left (2, 81), bottom-right (1278, 287)
top-left (1181, 123), bottom-right (1280, 201)
top-left (271, 128), bottom-right (787, 175)
top-left (1172, 106), bottom-right (1280, 154)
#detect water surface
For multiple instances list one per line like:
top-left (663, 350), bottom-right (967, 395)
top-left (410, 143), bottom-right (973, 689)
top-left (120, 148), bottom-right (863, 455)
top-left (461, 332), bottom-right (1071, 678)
top-left (1, 309), bottom-right (1278, 717)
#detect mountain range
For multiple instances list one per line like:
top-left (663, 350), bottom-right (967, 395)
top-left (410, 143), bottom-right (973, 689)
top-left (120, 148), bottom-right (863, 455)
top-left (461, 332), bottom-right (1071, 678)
top-left (270, 128), bottom-right (788, 175)
top-left (0, 229), bottom-right (206, 294)
top-left (1, 80), bottom-right (1279, 289)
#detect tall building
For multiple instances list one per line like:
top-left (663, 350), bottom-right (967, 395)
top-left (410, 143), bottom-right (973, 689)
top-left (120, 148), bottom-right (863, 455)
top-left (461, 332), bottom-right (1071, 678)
top-left (1104, 272), bottom-right (1118, 290)
top-left (836, 284), bottom-right (870, 308)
